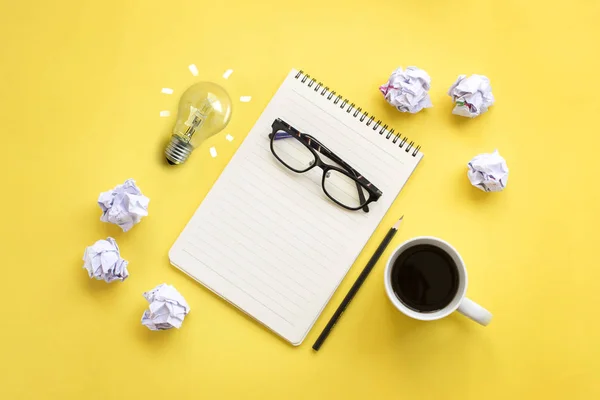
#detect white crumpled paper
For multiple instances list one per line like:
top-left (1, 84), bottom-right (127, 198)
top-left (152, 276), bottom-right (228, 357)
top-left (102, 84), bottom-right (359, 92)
top-left (448, 74), bottom-right (495, 118)
top-left (98, 179), bottom-right (149, 232)
top-left (379, 66), bottom-right (433, 113)
top-left (83, 237), bottom-right (129, 283)
top-left (467, 150), bottom-right (509, 192)
top-left (141, 284), bottom-right (190, 331)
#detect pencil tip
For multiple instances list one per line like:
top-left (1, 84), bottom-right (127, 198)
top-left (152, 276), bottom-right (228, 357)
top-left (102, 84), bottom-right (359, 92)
top-left (393, 215), bottom-right (404, 229)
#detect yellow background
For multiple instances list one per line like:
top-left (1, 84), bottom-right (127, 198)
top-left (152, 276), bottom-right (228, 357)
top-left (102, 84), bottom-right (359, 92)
top-left (1, 0), bottom-right (599, 398)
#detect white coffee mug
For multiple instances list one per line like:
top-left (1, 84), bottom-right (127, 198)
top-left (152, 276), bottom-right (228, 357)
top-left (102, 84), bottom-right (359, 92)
top-left (384, 236), bottom-right (492, 325)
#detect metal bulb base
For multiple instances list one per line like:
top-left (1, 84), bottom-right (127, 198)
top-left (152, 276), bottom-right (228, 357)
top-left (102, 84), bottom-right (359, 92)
top-left (165, 136), bottom-right (194, 165)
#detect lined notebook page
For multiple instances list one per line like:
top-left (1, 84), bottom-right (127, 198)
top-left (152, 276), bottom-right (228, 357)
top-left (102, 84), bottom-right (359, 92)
top-left (169, 69), bottom-right (423, 345)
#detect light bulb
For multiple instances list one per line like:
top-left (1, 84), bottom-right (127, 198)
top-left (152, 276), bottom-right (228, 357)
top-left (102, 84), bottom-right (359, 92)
top-left (165, 82), bottom-right (232, 165)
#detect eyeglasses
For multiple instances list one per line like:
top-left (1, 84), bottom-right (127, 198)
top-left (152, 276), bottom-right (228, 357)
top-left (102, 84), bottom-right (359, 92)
top-left (269, 118), bottom-right (382, 212)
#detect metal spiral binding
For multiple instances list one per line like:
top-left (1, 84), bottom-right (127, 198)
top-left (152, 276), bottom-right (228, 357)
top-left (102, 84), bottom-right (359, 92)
top-left (294, 70), bottom-right (421, 156)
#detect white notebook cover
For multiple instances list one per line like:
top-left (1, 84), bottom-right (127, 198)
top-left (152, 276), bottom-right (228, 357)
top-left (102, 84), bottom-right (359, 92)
top-left (169, 69), bottom-right (423, 345)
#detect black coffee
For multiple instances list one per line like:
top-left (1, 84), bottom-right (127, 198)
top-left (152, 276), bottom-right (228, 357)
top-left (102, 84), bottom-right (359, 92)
top-left (391, 244), bottom-right (459, 312)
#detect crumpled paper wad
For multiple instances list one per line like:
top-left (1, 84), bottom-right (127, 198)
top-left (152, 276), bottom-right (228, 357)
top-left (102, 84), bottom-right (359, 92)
top-left (141, 284), bottom-right (191, 331)
top-left (448, 74), bottom-right (495, 118)
top-left (83, 237), bottom-right (129, 283)
top-left (98, 178), bottom-right (149, 232)
top-left (467, 150), bottom-right (509, 192)
top-left (379, 66), bottom-right (433, 113)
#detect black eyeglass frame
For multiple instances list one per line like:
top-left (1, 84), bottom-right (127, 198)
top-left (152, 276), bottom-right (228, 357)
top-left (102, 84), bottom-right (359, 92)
top-left (269, 118), bottom-right (382, 212)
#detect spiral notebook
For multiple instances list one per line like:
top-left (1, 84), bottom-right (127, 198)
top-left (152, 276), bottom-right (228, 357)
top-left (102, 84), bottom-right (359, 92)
top-left (169, 69), bottom-right (423, 345)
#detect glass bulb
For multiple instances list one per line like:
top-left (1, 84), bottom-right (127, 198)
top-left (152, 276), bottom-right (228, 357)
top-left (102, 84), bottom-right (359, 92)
top-left (165, 82), bottom-right (232, 165)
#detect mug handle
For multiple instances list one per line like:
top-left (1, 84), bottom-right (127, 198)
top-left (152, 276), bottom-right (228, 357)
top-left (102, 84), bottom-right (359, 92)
top-left (457, 298), bottom-right (492, 326)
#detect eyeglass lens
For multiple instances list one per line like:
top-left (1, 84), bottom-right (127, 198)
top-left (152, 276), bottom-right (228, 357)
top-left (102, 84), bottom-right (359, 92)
top-left (323, 169), bottom-right (368, 208)
top-left (271, 130), bottom-right (316, 172)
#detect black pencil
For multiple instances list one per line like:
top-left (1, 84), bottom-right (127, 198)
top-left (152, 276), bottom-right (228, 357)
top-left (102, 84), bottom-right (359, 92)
top-left (312, 215), bottom-right (404, 351)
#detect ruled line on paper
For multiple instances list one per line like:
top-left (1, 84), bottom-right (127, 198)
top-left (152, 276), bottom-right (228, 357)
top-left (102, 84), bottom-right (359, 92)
top-left (192, 171), bottom-right (350, 267)
top-left (189, 211), bottom-right (320, 295)
top-left (185, 236), bottom-right (307, 308)
top-left (184, 240), bottom-right (300, 316)
top-left (183, 248), bottom-right (295, 326)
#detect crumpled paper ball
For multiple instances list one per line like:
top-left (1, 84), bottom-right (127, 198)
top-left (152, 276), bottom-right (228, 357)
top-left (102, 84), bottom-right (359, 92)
top-left (379, 66), bottom-right (433, 113)
top-left (82, 237), bottom-right (129, 283)
top-left (448, 74), bottom-right (495, 118)
top-left (467, 150), bottom-right (509, 192)
top-left (141, 284), bottom-right (190, 331)
top-left (98, 178), bottom-right (149, 232)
